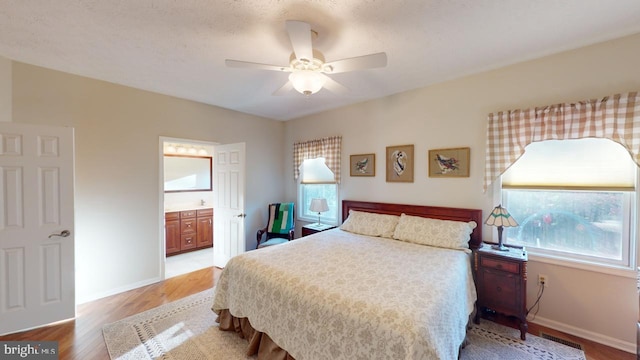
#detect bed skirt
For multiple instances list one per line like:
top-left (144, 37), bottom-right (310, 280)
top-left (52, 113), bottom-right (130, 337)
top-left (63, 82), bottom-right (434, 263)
top-left (217, 309), bottom-right (295, 360)
top-left (217, 308), bottom-right (473, 360)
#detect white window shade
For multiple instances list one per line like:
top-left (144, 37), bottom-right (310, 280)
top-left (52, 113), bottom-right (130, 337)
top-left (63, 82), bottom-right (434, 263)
top-left (502, 138), bottom-right (636, 189)
top-left (300, 158), bottom-right (336, 184)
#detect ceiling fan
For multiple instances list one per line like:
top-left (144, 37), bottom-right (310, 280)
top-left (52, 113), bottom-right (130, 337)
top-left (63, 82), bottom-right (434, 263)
top-left (225, 20), bottom-right (387, 96)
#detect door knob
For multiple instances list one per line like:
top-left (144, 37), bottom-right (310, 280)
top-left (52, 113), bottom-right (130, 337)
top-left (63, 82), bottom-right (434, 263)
top-left (236, 213), bottom-right (246, 218)
top-left (49, 230), bottom-right (71, 238)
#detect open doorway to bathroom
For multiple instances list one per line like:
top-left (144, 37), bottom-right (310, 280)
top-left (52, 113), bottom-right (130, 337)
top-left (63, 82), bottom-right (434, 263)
top-left (160, 137), bottom-right (216, 279)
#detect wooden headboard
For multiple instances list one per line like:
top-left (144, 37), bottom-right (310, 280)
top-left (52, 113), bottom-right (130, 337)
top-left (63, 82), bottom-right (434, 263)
top-left (342, 200), bottom-right (483, 249)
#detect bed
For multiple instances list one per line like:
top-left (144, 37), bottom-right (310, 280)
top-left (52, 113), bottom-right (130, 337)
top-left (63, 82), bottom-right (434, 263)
top-left (212, 200), bottom-right (483, 360)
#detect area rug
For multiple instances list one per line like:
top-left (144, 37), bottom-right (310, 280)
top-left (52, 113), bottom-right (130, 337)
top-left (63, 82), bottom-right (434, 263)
top-left (103, 289), bottom-right (586, 360)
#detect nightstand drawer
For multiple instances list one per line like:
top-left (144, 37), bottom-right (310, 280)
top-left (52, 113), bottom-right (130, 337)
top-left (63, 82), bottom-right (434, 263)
top-left (481, 270), bottom-right (518, 310)
top-left (481, 257), bottom-right (520, 274)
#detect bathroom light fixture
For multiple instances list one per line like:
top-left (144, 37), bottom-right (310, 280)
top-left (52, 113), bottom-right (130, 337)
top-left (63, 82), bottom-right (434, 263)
top-left (164, 143), bottom-right (209, 156)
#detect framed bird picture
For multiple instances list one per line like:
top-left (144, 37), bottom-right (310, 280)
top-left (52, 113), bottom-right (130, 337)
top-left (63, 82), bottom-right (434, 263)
top-left (386, 145), bottom-right (414, 182)
top-left (350, 153), bottom-right (375, 177)
top-left (428, 147), bottom-right (470, 177)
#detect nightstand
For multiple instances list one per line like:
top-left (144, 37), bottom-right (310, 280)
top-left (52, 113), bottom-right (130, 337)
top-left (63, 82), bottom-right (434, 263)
top-left (474, 244), bottom-right (528, 340)
top-left (301, 223), bottom-right (336, 237)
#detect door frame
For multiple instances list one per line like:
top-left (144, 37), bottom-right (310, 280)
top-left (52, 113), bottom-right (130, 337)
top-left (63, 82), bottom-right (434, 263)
top-left (158, 136), bottom-right (217, 279)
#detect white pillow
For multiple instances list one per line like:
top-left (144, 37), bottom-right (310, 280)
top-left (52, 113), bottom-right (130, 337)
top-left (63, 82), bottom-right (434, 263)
top-left (392, 213), bottom-right (477, 251)
top-left (340, 210), bottom-right (400, 238)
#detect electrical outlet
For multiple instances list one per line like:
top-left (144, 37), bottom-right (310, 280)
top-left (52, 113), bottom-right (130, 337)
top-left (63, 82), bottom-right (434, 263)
top-left (538, 274), bottom-right (548, 288)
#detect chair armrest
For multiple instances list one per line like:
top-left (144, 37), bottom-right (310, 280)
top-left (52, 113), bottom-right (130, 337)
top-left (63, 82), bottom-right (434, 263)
top-left (257, 227), bottom-right (267, 248)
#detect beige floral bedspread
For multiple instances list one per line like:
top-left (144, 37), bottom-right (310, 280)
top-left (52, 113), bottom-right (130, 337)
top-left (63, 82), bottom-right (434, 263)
top-left (212, 228), bottom-right (477, 360)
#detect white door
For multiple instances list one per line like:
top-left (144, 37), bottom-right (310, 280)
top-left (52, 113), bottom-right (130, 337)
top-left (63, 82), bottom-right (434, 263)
top-left (213, 143), bottom-right (246, 268)
top-left (0, 122), bottom-right (75, 335)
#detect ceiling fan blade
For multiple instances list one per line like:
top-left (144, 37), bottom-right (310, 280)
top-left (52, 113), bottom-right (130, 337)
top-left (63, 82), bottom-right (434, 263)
top-left (285, 20), bottom-right (313, 62)
top-left (324, 52), bottom-right (387, 74)
top-left (273, 81), bottom-right (294, 96)
top-left (225, 59), bottom-right (289, 72)
top-left (320, 74), bottom-right (349, 95)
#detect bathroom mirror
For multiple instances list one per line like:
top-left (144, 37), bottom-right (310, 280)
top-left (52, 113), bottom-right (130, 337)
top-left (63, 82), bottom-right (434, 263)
top-left (164, 155), bottom-right (212, 192)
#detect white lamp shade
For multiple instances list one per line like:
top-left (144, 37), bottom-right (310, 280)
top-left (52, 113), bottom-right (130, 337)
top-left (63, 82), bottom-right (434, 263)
top-left (309, 198), bottom-right (329, 213)
top-left (289, 70), bottom-right (326, 95)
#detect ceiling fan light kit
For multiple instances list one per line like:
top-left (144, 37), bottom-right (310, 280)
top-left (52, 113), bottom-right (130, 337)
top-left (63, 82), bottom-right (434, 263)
top-left (289, 70), bottom-right (326, 96)
top-left (226, 20), bottom-right (387, 97)
top-left (288, 50), bottom-right (329, 96)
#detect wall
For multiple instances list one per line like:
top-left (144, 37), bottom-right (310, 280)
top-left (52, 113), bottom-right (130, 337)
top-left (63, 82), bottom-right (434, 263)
top-left (285, 33), bottom-right (640, 351)
top-left (0, 56), bottom-right (10, 122)
top-left (11, 62), bottom-right (286, 303)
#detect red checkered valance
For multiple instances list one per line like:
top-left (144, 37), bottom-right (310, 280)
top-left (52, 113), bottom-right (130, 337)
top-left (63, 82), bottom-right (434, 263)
top-left (484, 92), bottom-right (640, 192)
top-left (293, 136), bottom-right (342, 183)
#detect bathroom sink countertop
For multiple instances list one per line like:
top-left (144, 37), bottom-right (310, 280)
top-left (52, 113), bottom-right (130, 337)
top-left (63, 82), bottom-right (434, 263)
top-left (164, 205), bottom-right (212, 213)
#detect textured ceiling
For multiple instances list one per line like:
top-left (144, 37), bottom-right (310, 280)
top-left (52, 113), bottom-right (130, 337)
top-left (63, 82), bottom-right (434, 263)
top-left (1, 1), bottom-right (640, 120)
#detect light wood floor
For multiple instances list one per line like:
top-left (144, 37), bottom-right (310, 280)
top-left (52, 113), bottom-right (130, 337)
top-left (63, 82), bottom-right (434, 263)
top-left (0, 266), bottom-right (633, 360)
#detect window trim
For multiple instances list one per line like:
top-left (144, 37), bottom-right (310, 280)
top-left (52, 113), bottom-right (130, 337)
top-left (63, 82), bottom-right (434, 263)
top-left (526, 251), bottom-right (637, 279)
top-left (297, 157), bottom-right (340, 225)
top-left (503, 188), bottom-right (632, 268)
top-left (493, 173), bottom-right (639, 272)
top-left (297, 182), bottom-right (339, 225)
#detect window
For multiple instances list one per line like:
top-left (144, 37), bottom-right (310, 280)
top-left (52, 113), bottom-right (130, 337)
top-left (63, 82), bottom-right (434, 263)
top-left (298, 158), bottom-right (339, 224)
top-left (293, 136), bottom-right (341, 225)
top-left (501, 138), bottom-right (636, 268)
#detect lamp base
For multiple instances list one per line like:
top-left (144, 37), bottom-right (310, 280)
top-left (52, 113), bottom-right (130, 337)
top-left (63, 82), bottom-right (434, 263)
top-left (492, 226), bottom-right (509, 251)
top-left (491, 244), bottom-right (510, 251)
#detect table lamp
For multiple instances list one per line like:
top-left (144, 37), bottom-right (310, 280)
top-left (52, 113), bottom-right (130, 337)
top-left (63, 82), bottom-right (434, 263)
top-left (484, 204), bottom-right (519, 251)
top-left (309, 198), bottom-right (329, 226)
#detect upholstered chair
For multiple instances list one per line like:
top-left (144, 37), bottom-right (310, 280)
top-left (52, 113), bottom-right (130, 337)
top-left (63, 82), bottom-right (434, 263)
top-left (256, 203), bottom-right (295, 249)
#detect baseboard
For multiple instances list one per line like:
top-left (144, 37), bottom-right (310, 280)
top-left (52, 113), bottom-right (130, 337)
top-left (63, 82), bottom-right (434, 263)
top-left (76, 276), bottom-right (163, 304)
top-left (531, 316), bottom-right (635, 354)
